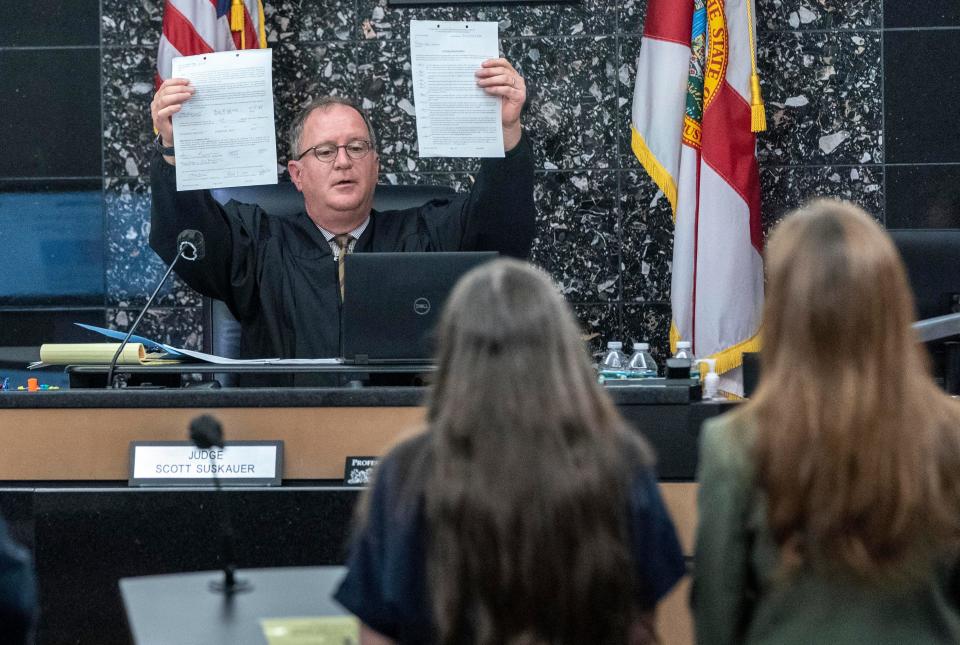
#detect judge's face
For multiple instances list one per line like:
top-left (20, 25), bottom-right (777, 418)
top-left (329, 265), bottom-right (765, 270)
top-left (287, 105), bottom-right (379, 234)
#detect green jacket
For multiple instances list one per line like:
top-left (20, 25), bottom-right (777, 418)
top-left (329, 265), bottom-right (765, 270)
top-left (692, 412), bottom-right (960, 644)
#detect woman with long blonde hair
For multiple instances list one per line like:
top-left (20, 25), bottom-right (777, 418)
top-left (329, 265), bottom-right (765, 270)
top-left (336, 258), bottom-right (685, 645)
top-left (692, 199), bottom-right (960, 644)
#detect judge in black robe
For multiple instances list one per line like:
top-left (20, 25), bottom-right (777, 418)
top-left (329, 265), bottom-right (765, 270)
top-left (149, 58), bottom-right (535, 386)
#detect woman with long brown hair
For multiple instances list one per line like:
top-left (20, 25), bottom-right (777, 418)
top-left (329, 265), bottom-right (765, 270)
top-left (335, 258), bottom-right (685, 645)
top-left (692, 199), bottom-right (960, 644)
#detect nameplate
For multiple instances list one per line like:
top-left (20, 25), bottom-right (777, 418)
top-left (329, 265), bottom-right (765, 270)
top-left (129, 441), bottom-right (283, 487)
top-left (344, 456), bottom-right (379, 486)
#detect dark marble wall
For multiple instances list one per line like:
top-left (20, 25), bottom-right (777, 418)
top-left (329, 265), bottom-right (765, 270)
top-left (4, 0), bottom-right (958, 367)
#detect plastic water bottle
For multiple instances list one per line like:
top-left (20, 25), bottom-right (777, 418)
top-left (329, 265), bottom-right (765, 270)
top-left (627, 341), bottom-right (658, 378)
top-left (599, 341), bottom-right (631, 380)
top-left (674, 341), bottom-right (699, 380)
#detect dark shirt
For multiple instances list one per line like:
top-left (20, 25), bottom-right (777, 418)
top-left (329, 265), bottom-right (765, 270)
top-left (334, 433), bottom-right (686, 644)
top-left (149, 134), bottom-right (536, 382)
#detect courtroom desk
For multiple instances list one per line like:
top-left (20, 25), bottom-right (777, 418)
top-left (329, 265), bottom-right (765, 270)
top-left (120, 566), bottom-right (350, 645)
top-left (0, 388), bottom-right (733, 644)
top-left (0, 388), bottom-right (426, 481)
top-left (0, 387), bottom-right (729, 480)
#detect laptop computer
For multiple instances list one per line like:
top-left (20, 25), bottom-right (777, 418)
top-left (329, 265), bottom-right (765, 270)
top-left (341, 252), bottom-right (497, 364)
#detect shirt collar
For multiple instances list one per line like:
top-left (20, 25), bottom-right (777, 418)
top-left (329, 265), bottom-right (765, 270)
top-left (317, 216), bottom-right (370, 243)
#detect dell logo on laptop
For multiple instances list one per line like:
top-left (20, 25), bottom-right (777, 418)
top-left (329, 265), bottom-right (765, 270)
top-left (413, 297), bottom-right (431, 315)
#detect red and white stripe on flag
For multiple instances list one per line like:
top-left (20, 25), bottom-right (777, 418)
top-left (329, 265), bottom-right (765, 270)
top-left (631, 0), bottom-right (764, 396)
top-left (157, 0), bottom-right (267, 86)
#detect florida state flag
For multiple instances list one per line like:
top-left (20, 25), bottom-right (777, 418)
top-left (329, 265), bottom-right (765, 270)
top-left (631, 0), bottom-right (766, 395)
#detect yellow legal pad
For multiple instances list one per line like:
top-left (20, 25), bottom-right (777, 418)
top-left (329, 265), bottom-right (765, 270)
top-left (35, 343), bottom-right (182, 367)
top-left (260, 616), bottom-right (359, 645)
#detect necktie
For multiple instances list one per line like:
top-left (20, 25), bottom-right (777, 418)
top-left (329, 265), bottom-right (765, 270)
top-left (334, 234), bottom-right (352, 301)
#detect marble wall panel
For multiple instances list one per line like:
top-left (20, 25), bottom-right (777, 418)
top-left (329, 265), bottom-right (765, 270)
top-left (530, 171), bottom-right (620, 303)
top-left (355, 36), bottom-right (619, 174)
top-left (377, 172), bottom-right (471, 193)
top-left (573, 303), bottom-right (622, 357)
top-left (757, 30), bottom-right (882, 166)
top-left (107, 306), bottom-right (203, 351)
top-left (356, 40), bottom-right (477, 174)
top-left (274, 42), bottom-right (360, 167)
top-left (356, 0), bottom-right (616, 40)
top-left (502, 37), bottom-right (620, 172)
top-left (101, 0), bottom-right (162, 47)
top-left (284, 0), bottom-right (358, 42)
top-left (104, 178), bottom-right (200, 308)
top-left (622, 303), bottom-right (672, 364)
top-left (756, 0), bottom-right (880, 31)
top-left (617, 0), bottom-right (648, 35)
top-left (619, 170), bottom-right (673, 302)
top-left (759, 165), bottom-right (884, 233)
top-left (615, 35), bottom-right (643, 171)
top-left (102, 47), bottom-right (158, 180)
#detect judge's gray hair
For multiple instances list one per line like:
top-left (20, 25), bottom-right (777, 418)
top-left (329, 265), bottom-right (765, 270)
top-left (287, 96), bottom-right (378, 161)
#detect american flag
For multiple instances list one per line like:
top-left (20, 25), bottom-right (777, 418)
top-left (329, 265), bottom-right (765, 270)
top-left (157, 0), bottom-right (267, 86)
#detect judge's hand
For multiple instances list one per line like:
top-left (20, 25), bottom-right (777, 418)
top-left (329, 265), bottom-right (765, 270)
top-left (150, 78), bottom-right (195, 153)
top-left (475, 58), bottom-right (526, 151)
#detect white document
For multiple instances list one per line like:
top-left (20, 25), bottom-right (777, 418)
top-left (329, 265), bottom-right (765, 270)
top-left (171, 49), bottom-right (278, 191)
top-left (410, 21), bottom-right (504, 158)
top-left (168, 346), bottom-right (343, 366)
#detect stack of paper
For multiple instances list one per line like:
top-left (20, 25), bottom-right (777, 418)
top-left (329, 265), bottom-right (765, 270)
top-left (27, 323), bottom-right (344, 369)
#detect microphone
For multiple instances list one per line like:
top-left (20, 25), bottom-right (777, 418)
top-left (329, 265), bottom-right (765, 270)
top-left (188, 415), bottom-right (251, 595)
top-left (189, 413), bottom-right (223, 449)
top-left (105, 230), bottom-right (206, 388)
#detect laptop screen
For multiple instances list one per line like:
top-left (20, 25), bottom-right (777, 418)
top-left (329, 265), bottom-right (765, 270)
top-left (341, 252), bottom-right (497, 363)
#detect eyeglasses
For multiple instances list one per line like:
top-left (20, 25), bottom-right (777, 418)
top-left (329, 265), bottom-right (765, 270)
top-left (295, 139), bottom-right (374, 163)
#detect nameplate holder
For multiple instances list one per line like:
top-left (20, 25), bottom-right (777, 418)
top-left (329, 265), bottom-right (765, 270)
top-left (129, 441), bottom-right (283, 487)
top-left (344, 456), bottom-right (379, 486)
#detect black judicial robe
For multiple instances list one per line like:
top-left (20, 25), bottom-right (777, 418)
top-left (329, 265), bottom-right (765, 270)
top-left (149, 134), bottom-right (535, 385)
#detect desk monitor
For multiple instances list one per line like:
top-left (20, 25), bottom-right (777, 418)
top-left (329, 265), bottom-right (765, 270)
top-left (341, 252), bottom-right (497, 364)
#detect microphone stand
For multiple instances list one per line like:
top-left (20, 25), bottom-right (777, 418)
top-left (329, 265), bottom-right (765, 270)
top-left (106, 233), bottom-right (204, 388)
top-left (189, 415), bottom-right (252, 595)
top-left (206, 454), bottom-right (250, 594)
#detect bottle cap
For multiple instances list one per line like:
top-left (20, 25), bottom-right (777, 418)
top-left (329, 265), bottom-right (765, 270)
top-left (676, 341), bottom-right (691, 349)
top-left (635, 342), bottom-right (650, 351)
top-left (607, 341), bottom-right (623, 350)
top-left (27, 378), bottom-right (39, 392)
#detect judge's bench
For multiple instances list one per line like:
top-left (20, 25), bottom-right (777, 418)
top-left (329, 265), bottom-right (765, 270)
top-left (0, 383), bottom-right (728, 644)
